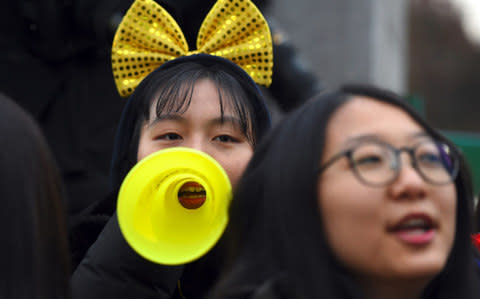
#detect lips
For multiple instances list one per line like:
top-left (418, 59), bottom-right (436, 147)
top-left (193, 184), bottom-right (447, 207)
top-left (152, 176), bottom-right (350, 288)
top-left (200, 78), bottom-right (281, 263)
top-left (388, 213), bottom-right (437, 245)
top-left (178, 182), bottom-right (206, 209)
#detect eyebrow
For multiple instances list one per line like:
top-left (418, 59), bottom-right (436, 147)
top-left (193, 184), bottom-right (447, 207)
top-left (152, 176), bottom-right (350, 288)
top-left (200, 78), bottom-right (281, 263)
top-left (209, 116), bottom-right (244, 129)
top-left (146, 114), bottom-right (244, 131)
top-left (145, 114), bottom-right (184, 129)
top-left (343, 132), bottom-right (431, 148)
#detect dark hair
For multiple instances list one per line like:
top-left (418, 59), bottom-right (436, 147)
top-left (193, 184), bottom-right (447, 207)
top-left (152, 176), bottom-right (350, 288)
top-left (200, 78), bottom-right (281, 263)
top-left (0, 94), bottom-right (70, 299)
top-left (210, 84), bottom-right (479, 298)
top-left (110, 54), bottom-right (271, 190)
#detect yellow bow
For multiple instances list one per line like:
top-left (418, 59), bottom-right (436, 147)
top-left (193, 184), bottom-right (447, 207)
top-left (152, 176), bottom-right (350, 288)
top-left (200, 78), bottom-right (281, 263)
top-left (112, 0), bottom-right (273, 97)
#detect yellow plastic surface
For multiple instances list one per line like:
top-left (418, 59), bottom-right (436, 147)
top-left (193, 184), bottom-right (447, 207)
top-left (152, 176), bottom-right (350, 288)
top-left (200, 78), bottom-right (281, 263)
top-left (117, 147), bottom-right (232, 265)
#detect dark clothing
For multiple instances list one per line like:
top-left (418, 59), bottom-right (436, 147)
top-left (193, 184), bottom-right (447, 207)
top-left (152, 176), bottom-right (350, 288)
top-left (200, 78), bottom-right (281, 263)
top-left (69, 190), bottom-right (232, 299)
top-left (71, 211), bottom-right (184, 299)
top-left (0, 0), bottom-right (130, 214)
top-left (209, 276), bottom-right (286, 299)
top-left (69, 192), bottom-right (116, 269)
top-left (70, 187), bottom-right (229, 298)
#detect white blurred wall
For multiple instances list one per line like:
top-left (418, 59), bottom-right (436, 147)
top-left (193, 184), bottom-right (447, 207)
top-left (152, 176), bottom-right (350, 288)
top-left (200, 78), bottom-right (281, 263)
top-left (270, 0), bottom-right (408, 93)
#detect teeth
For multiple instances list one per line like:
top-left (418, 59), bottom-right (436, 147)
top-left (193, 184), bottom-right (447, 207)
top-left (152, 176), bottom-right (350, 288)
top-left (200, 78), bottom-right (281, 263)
top-left (179, 192), bottom-right (206, 199)
top-left (398, 218), bottom-right (430, 230)
top-left (178, 185), bottom-right (206, 199)
top-left (178, 183), bottom-right (206, 198)
top-left (404, 218), bottom-right (425, 227)
top-left (181, 186), bottom-right (204, 193)
top-left (403, 228), bottom-right (427, 235)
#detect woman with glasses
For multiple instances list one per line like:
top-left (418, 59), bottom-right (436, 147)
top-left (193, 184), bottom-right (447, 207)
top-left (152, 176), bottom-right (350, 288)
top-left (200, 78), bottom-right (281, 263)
top-left (208, 84), bottom-right (480, 299)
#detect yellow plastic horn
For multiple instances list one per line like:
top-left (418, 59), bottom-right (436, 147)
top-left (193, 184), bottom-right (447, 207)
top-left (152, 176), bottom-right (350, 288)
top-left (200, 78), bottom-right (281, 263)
top-left (117, 147), bottom-right (232, 265)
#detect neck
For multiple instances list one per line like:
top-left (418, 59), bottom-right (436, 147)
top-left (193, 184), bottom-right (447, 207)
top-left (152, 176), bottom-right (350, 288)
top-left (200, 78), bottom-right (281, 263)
top-left (357, 276), bottom-right (430, 299)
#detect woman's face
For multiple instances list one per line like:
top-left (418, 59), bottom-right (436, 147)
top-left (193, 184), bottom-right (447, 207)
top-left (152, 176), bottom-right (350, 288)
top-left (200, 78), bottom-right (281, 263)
top-left (317, 97), bottom-right (456, 288)
top-left (137, 78), bottom-right (254, 188)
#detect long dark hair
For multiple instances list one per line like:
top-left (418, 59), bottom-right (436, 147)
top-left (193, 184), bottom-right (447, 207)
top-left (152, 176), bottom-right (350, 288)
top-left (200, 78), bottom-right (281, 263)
top-left (0, 94), bottom-right (70, 299)
top-left (210, 84), bottom-right (479, 299)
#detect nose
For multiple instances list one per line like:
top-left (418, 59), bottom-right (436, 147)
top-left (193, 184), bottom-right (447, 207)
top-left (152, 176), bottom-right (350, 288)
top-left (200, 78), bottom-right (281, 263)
top-left (183, 136), bottom-right (209, 154)
top-left (388, 152), bottom-right (427, 200)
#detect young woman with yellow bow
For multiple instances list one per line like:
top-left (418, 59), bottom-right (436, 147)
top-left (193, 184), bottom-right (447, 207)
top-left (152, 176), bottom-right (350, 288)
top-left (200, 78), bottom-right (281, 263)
top-left (69, 0), bottom-right (273, 298)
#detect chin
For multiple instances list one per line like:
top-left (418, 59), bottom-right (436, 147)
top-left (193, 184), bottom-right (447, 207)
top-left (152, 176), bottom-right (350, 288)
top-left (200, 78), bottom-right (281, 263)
top-left (391, 255), bottom-right (448, 281)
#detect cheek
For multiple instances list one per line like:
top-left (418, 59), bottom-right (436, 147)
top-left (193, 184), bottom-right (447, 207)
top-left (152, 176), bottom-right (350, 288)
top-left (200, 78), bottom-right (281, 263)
top-left (137, 135), bottom-right (156, 162)
top-left (136, 135), bottom-right (149, 161)
top-left (318, 177), bottom-right (385, 272)
top-left (217, 148), bottom-right (253, 189)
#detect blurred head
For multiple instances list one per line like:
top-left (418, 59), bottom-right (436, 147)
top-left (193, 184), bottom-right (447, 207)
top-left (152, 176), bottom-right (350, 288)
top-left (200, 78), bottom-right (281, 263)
top-left (110, 54), bottom-right (271, 190)
top-left (218, 84), bottom-right (476, 299)
top-left (0, 94), bottom-right (69, 299)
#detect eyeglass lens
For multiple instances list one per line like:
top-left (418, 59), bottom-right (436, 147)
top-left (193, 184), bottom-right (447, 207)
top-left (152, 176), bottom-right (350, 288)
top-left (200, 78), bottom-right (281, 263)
top-left (350, 141), bottom-right (457, 186)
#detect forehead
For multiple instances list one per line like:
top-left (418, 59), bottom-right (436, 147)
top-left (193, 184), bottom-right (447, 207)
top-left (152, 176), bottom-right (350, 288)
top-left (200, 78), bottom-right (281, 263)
top-left (148, 78), bottom-right (238, 119)
top-left (325, 96), bottom-right (425, 147)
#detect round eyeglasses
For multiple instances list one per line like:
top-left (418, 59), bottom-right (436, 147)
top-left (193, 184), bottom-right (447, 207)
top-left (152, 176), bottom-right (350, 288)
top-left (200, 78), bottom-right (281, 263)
top-left (318, 140), bottom-right (459, 187)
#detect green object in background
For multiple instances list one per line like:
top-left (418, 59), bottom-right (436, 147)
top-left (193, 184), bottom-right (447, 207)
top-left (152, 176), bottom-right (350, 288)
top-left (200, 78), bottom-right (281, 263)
top-left (406, 95), bottom-right (480, 193)
top-left (442, 130), bottom-right (480, 194)
top-left (405, 94), bottom-right (425, 117)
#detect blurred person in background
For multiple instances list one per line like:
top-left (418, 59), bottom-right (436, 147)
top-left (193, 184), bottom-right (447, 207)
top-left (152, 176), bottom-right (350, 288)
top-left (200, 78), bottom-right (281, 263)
top-left (0, 0), bottom-right (131, 215)
top-left (0, 93), bottom-right (70, 299)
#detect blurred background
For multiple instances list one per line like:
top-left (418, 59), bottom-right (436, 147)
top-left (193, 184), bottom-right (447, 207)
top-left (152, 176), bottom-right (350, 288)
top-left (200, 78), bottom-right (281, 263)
top-left (2, 0), bottom-right (480, 215)
top-left (269, 0), bottom-right (480, 194)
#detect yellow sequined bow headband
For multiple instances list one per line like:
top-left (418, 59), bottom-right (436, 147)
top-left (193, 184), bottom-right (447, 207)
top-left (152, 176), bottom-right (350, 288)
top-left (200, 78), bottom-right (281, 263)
top-left (112, 0), bottom-right (273, 97)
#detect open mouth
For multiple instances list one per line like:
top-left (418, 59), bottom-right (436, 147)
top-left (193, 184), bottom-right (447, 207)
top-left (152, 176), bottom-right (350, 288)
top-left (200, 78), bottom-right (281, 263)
top-left (388, 215), bottom-right (436, 245)
top-left (178, 181), bottom-right (206, 209)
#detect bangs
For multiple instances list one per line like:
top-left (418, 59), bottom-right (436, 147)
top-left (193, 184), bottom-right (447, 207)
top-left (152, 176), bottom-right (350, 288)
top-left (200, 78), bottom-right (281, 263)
top-left (144, 66), bottom-right (256, 145)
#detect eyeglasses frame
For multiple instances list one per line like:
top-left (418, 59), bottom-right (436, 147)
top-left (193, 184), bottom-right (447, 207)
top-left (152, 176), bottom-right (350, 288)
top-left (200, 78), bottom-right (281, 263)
top-left (318, 140), bottom-right (460, 187)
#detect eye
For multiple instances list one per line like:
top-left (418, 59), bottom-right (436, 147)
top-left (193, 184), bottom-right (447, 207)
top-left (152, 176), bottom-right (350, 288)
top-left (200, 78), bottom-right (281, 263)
top-left (213, 135), bottom-right (238, 143)
top-left (355, 155), bottom-right (383, 166)
top-left (156, 133), bottom-right (182, 141)
top-left (416, 142), bottom-right (446, 168)
top-left (417, 152), bottom-right (442, 166)
top-left (351, 143), bottom-right (392, 170)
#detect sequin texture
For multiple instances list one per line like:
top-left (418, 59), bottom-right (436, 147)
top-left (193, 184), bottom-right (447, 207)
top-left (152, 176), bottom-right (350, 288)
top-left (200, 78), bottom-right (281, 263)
top-left (112, 0), bottom-right (273, 97)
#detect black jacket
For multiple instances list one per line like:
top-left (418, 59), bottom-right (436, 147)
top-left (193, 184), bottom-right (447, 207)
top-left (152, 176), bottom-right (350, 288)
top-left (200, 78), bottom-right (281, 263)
top-left (70, 191), bottom-right (230, 299)
top-left (70, 208), bottom-right (184, 299)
